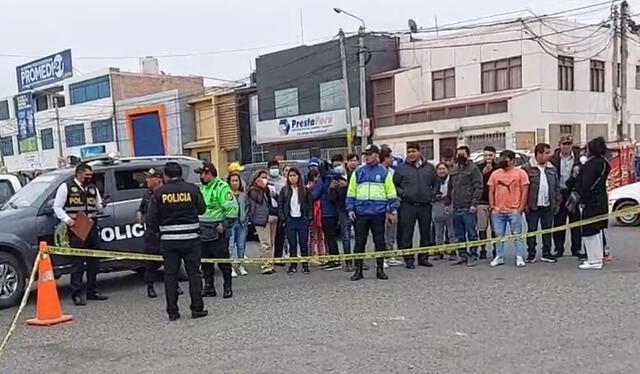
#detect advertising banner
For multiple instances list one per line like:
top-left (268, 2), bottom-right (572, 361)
top-left (16, 49), bottom-right (73, 92)
top-left (14, 94), bottom-right (37, 153)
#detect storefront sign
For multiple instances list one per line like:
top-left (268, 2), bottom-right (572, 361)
top-left (14, 94), bottom-right (37, 153)
top-left (81, 145), bottom-right (107, 158)
top-left (255, 108), bottom-right (360, 144)
top-left (16, 49), bottom-right (73, 92)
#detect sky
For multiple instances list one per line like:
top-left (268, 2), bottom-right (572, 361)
top-left (0, 0), bottom-right (615, 98)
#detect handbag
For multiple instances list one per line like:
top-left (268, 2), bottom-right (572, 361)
top-left (565, 162), bottom-right (606, 213)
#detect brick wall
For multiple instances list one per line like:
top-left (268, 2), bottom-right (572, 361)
top-left (111, 73), bottom-right (204, 101)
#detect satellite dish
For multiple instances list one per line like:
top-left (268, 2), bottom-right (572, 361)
top-left (408, 19), bottom-right (418, 33)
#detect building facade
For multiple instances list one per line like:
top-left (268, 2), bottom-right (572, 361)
top-left (254, 34), bottom-right (398, 160)
top-left (0, 58), bottom-right (203, 172)
top-left (371, 19), bottom-right (640, 160)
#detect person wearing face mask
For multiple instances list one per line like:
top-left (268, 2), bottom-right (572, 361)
top-left (247, 170), bottom-right (277, 274)
top-left (53, 163), bottom-right (109, 306)
top-left (329, 154), bottom-right (353, 271)
top-left (266, 159), bottom-right (287, 263)
top-left (446, 145), bottom-right (483, 267)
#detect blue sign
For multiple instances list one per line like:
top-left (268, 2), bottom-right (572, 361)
top-left (14, 94), bottom-right (37, 152)
top-left (16, 49), bottom-right (73, 92)
top-left (81, 145), bottom-right (106, 158)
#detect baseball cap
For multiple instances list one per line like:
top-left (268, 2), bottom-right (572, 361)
top-left (194, 161), bottom-right (216, 174)
top-left (364, 144), bottom-right (380, 155)
top-left (559, 135), bottom-right (573, 144)
top-left (308, 157), bottom-right (321, 167)
top-left (144, 167), bottom-right (163, 178)
top-left (228, 162), bottom-right (244, 173)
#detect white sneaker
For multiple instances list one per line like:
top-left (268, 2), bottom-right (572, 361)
top-left (383, 260), bottom-right (390, 268)
top-left (516, 256), bottom-right (526, 267)
top-left (387, 257), bottom-right (403, 266)
top-left (490, 256), bottom-right (505, 267)
top-left (231, 268), bottom-right (238, 278)
top-left (238, 265), bottom-right (248, 276)
top-left (579, 261), bottom-right (603, 270)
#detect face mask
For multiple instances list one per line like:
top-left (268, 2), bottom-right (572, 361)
top-left (456, 155), bottom-right (467, 165)
top-left (334, 166), bottom-right (345, 175)
top-left (580, 156), bottom-right (587, 164)
top-left (269, 169), bottom-right (280, 177)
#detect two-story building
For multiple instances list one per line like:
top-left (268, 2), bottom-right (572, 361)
top-left (0, 53), bottom-right (203, 172)
top-left (371, 19), bottom-right (640, 159)
top-left (254, 34), bottom-right (398, 160)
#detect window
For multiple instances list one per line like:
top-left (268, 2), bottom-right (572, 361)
top-left (1, 137), bottom-right (14, 156)
top-left (197, 151), bottom-right (211, 161)
top-left (560, 124), bottom-right (573, 134)
top-left (55, 95), bottom-right (66, 108)
top-left (274, 88), bottom-right (299, 118)
top-left (115, 169), bottom-right (148, 191)
top-left (319, 80), bottom-right (345, 112)
top-left (35, 95), bottom-right (48, 112)
top-left (70, 76), bottom-right (111, 105)
top-left (590, 60), bottom-right (605, 92)
top-left (558, 56), bottom-right (574, 91)
top-left (373, 77), bottom-right (394, 127)
top-left (432, 68), bottom-right (455, 100)
top-left (481, 57), bottom-right (522, 93)
top-left (91, 119), bottom-right (114, 143)
top-left (407, 140), bottom-right (434, 160)
top-left (0, 100), bottom-right (9, 120)
top-left (65, 124), bottom-right (85, 147)
top-left (636, 66), bottom-right (640, 89)
top-left (41, 128), bottom-right (54, 150)
top-left (286, 149), bottom-right (310, 160)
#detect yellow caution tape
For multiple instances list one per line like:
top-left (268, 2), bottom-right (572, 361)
top-left (44, 206), bottom-right (640, 264)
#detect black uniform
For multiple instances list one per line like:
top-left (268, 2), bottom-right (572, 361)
top-left (138, 189), bottom-right (162, 284)
top-left (147, 179), bottom-right (206, 318)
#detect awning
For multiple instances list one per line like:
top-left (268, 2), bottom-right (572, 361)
top-left (183, 138), bottom-right (216, 149)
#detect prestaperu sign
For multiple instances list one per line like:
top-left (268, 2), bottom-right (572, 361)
top-left (255, 108), bottom-right (360, 144)
top-left (16, 49), bottom-right (73, 92)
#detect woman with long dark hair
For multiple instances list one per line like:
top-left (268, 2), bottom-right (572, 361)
top-left (576, 137), bottom-right (610, 270)
top-left (247, 170), bottom-right (277, 274)
top-left (278, 167), bottom-right (312, 274)
top-left (228, 172), bottom-right (248, 277)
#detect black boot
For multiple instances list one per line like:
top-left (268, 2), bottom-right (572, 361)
top-left (202, 279), bottom-right (216, 297)
top-left (376, 258), bottom-right (388, 280)
top-left (479, 231), bottom-right (488, 259)
top-left (222, 266), bottom-right (233, 299)
top-left (350, 260), bottom-right (363, 281)
top-left (147, 282), bottom-right (157, 298)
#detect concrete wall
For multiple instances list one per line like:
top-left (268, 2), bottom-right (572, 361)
top-left (111, 73), bottom-right (203, 101)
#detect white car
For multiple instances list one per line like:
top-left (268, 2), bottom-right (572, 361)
top-left (608, 181), bottom-right (640, 226)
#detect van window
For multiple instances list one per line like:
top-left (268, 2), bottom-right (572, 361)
top-left (0, 180), bottom-right (15, 204)
top-left (115, 169), bottom-right (147, 191)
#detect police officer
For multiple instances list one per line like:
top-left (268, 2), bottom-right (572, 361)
top-left (136, 168), bottom-right (183, 298)
top-left (53, 163), bottom-right (108, 306)
top-left (147, 162), bottom-right (207, 321)
top-left (196, 161), bottom-right (238, 299)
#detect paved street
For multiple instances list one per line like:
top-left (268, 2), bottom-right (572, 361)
top-left (1, 223), bottom-right (640, 374)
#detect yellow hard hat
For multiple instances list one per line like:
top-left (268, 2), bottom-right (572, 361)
top-left (228, 162), bottom-right (244, 173)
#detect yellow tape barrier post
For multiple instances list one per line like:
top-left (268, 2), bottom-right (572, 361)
top-left (45, 206), bottom-right (640, 264)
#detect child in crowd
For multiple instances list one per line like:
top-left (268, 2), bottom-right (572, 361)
top-left (228, 172), bottom-right (248, 277)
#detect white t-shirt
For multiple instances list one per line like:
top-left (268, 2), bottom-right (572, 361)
top-left (290, 187), bottom-right (301, 218)
top-left (536, 165), bottom-right (550, 207)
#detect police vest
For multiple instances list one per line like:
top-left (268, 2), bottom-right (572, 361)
top-left (64, 180), bottom-right (99, 219)
top-left (156, 181), bottom-right (201, 241)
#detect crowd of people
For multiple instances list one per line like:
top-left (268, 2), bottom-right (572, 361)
top-left (235, 135), bottom-right (611, 281)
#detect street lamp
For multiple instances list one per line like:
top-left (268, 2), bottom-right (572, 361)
top-left (333, 7), bottom-right (365, 29)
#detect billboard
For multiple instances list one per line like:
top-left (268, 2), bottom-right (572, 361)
top-left (16, 49), bottom-right (73, 92)
top-left (14, 94), bottom-right (37, 153)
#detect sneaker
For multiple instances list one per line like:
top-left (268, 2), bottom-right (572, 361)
top-left (319, 262), bottom-right (331, 269)
top-left (387, 257), bottom-right (403, 266)
top-left (516, 256), bottom-right (526, 267)
top-left (466, 257), bottom-right (478, 267)
top-left (579, 261), bottom-right (603, 270)
top-left (287, 267), bottom-right (297, 275)
top-left (302, 266), bottom-right (311, 274)
top-left (540, 255), bottom-right (557, 263)
top-left (490, 256), bottom-right (505, 267)
top-left (383, 260), bottom-right (390, 268)
top-left (525, 255), bottom-right (536, 264)
top-left (238, 265), bottom-right (248, 276)
top-left (231, 268), bottom-right (238, 278)
top-left (323, 262), bottom-right (342, 271)
top-left (261, 268), bottom-right (275, 275)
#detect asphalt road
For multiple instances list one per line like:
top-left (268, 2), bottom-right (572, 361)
top-left (1, 224), bottom-right (640, 374)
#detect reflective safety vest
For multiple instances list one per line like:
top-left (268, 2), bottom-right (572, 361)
top-left (155, 180), bottom-right (203, 241)
top-left (64, 180), bottom-right (99, 219)
top-left (346, 163), bottom-right (399, 216)
top-left (200, 177), bottom-right (238, 223)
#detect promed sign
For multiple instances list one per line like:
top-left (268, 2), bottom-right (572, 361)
top-left (16, 49), bottom-right (73, 92)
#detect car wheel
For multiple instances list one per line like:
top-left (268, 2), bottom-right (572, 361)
top-left (615, 200), bottom-right (640, 226)
top-left (0, 252), bottom-right (26, 309)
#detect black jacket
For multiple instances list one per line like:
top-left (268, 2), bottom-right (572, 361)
top-left (278, 185), bottom-right (312, 222)
top-left (576, 156), bottom-right (610, 236)
top-left (147, 179), bottom-right (205, 241)
top-left (447, 162), bottom-right (483, 208)
top-left (393, 159), bottom-right (438, 204)
top-left (476, 161), bottom-right (498, 204)
top-left (328, 175), bottom-right (348, 213)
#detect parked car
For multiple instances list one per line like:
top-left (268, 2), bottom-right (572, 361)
top-left (608, 181), bottom-right (640, 226)
top-left (0, 155), bottom-right (201, 309)
top-left (0, 174), bottom-right (24, 205)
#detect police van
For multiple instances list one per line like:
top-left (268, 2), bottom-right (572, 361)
top-left (0, 154), bottom-right (202, 309)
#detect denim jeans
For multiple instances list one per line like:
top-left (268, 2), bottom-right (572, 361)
top-left (285, 217), bottom-right (310, 261)
top-left (337, 211), bottom-right (352, 255)
top-left (228, 220), bottom-right (247, 259)
top-left (453, 207), bottom-right (478, 258)
top-left (491, 211), bottom-right (526, 258)
top-left (525, 206), bottom-right (553, 258)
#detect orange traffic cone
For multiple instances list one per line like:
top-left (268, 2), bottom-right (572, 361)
top-left (27, 242), bottom-right (73, 326)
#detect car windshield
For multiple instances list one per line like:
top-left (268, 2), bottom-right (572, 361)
top-left (2, 174), bottom-right (59, 209)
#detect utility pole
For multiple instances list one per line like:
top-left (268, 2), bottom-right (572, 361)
top-left (358, 25), bottom-right (369, 147)
top-left (611, 4), bottom-right (620, 139)
top-left (620, 0), bottom-right (629, 139)
top-left (52, 94), bottom-right (63, 159)
top-left (339, 28), bottom-right (354, 152)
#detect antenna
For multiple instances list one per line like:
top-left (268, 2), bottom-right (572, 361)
top-left (408, 19), bottom-right (418, 33)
